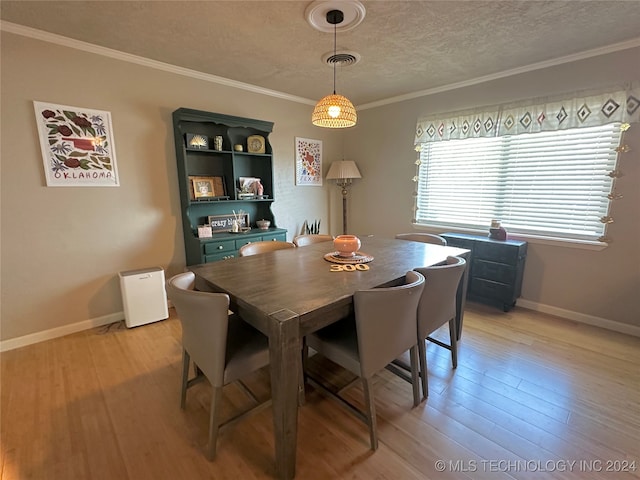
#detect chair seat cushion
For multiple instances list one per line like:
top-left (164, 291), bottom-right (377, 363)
top-left (307, 316), bottom-right (360, 376)
top-left (224, 314), bottom-right (270, 383)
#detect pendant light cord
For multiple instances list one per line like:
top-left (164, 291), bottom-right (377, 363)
top-left (333, 18), bottom-right (337, 95)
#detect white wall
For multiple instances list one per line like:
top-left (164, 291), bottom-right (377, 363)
top-left (344, 47), bottom-right (640, 328)
top-left (0, 32), bottom-right (346, 342)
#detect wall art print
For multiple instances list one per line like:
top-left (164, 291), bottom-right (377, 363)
top-left (295, 137), bottom-right (322, 186)
top-left (34, 101), bottom-right (120, 187)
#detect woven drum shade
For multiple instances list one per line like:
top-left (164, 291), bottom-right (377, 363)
top-left (312, 94), bottom-right (357, 128)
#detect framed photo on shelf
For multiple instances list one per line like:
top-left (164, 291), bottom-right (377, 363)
top-left (189, 176), bottom-right (225, 200)
top-left (295, 137), bottom-right (322, 186)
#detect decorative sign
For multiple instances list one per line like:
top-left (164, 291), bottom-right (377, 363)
top-left (34, 101), bottom-right (119, 187)
top-left (330, 264), bottom-right (370, 272)
top-left (208, 213), bottom-right (250, 232)
top-left (295, 137), bottom-right (322, 186)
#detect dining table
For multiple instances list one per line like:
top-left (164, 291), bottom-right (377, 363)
top-left (189, 235), bottom-right (470, 479)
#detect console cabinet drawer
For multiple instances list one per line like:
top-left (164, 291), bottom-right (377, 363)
top-left (203, 240), bottom-right (235, 255)
top-left (474, 241), bottom-right (520, 264)
top-left (261, 232), bottom-right (287, 242)
top-left (472, 259), bottom-right (517, 284)
top-left (441, 232), bottom-right (527, 312)
top-left (470, 278), bottom-right (514, 303)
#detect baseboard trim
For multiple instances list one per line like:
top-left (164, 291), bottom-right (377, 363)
top-left (2, 299), bottom-right (637, 352)
top-left (0, 312), bottom-right (124, 352)
top-left (517, 299), bottom-right (640, 337)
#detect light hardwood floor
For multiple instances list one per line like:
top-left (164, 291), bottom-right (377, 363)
top-left (2, 304), bottom-right (639, 479)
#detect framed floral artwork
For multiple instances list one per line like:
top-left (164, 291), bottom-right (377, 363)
top-left (295, 137), bottom-right (322, 186)
top-left (34, 101), bottom-right (120, 187)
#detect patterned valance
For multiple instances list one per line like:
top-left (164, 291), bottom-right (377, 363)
top-left (415, 85), bottom-right (640, 143)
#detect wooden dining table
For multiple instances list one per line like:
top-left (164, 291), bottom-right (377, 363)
top-left (189, 235), bottom-right (470, 479)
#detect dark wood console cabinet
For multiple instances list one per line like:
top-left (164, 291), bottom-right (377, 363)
top-left (441, 233), bottom-right (527, 311)
top-left (172, 108), bottom-right (286, 266)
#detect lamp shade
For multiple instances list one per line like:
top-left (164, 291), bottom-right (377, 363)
top-left (312, 94), bottom-right (357, 128)
top-left (326, 160), bottom-right (362, 180)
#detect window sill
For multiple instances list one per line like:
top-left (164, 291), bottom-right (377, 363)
top-left (412, 225), bottom-right (608, 251)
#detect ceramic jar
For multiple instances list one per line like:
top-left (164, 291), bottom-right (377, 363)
top-left (334, 235), bottom-right (361, 257)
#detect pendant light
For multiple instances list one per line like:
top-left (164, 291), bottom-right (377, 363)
top-left (312, 9), bottom-right (357, 128)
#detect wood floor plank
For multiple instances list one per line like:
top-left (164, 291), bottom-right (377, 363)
top-left (2, 304), bottom-right (639, 479)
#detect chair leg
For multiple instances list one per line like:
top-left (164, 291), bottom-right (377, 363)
top-left (181, 349), bottom-right (190, 409)
top-left (409, 345), bottom-right (421, 406)
top-left (448, 319), bottom-right (458, 369)
top-left (207, 386), bottom-right (223, 460)
top-left (362, 378), bottom-right (378, 450)
top-left (418, 339), bottom-right (429, 399)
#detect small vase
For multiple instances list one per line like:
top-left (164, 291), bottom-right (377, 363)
top-left (334, 235), bottom-right (361, 257)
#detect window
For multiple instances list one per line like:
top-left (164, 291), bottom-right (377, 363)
top-left (415, 123), bottom-right (622, 242)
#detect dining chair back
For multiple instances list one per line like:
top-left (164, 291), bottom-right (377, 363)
top-left (395, 232), bottom-right (448, 246)
top-left (166, 272), bottom-right (270, 460)
top-left (305, 270), bottom-right (425, 450)
top-left (414, 256), bottom-right (466, 398)
top-left (293, 234), bottom-right (334, 247)
top-left (238, 240), bottom-right (296, 256)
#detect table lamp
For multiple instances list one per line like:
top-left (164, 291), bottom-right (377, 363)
top-left (326, 160), bottom-right (362, 234)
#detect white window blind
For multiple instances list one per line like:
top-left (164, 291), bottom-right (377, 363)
top-left (416, 124), bottom-right (622, 242)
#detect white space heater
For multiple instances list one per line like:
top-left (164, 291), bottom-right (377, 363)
top-left (118, 267), bottom-right (169, 328)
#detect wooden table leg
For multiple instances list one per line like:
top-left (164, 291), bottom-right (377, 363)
top-left (268, 309), bottom-right (301, 480)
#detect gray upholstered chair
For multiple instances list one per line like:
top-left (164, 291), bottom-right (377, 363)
top-left (395, 232), bottom-right (448, 246)
top-left (414, 256), bottom-right (466, 398)
top-left (238, 240), bottom-right (296, 256)
top-left (305, 270), bottom-right (425, 450)
top-left (293, 234), bottom-right (334, 247)
top-left (166, 272), bottom-right (270, 460)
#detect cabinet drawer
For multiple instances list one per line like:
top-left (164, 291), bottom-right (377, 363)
top-left (474, 242), bottom-right (520, 264)
top-left (205, 251), bottom-right (236, 263)
top-left (235, 238), bottom-right (255, 249)
top-left (470, 277), bottom-right (514, 302)
top-left (261, 232), bottom-right (287, 242)
top-left (473, 259), bottom-right (516, 284)
top-left (203, 240), bottom-right (235, 255)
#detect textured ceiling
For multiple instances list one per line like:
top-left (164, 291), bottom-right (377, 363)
top-left (2, 0), bottom-right (640, 106)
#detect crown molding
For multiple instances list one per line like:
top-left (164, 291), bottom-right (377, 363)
top-left (358, 36), bottom-right (640, 110)
top-left (0, 21), bottom-right (316, 106)
top-left (3, 21), bottom-right (639, 110)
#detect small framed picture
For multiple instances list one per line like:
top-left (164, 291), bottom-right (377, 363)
top-left (189, 176), bottom-right (226, 200)
top-left (185, 133), bottom-right (209, 149)
top-left (197, 225), bottom-right (213, 238)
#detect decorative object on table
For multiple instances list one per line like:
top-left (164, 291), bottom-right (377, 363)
top-left (489, 219), bottom-right (508, 240)
top-left (324, 251), bottom-right (373, 265)
top-left (326, 160), bottom-right (362, 234)
top-left (295, 137), bottom-right (322, 186)
top-left (231, 209), bottom-right (250, 233)
top-left (214, 135), bottom-right (223, 151)
top-left (208, 212), bottom-right (250, 232)
top-left (247, 135), bottom-right (266, 154)
top-left (333, 234), bottom-right (361, 257)
top-left (197, 225), bottom-right (213, 238)
top-left (310, 8), bottom-right (358, 128)
top-left (186, 133), bottom-right (208, 149)
top-left (33, 101), bottom-right (120, 187)
top-left (234, 144), bottom-right (243, 152)
top-left (256, 219), bottom-right (271, 230)
top-left (301, 219), bottom-right (321, 235)
top-left (190, 176), bottom-right (226, 199)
